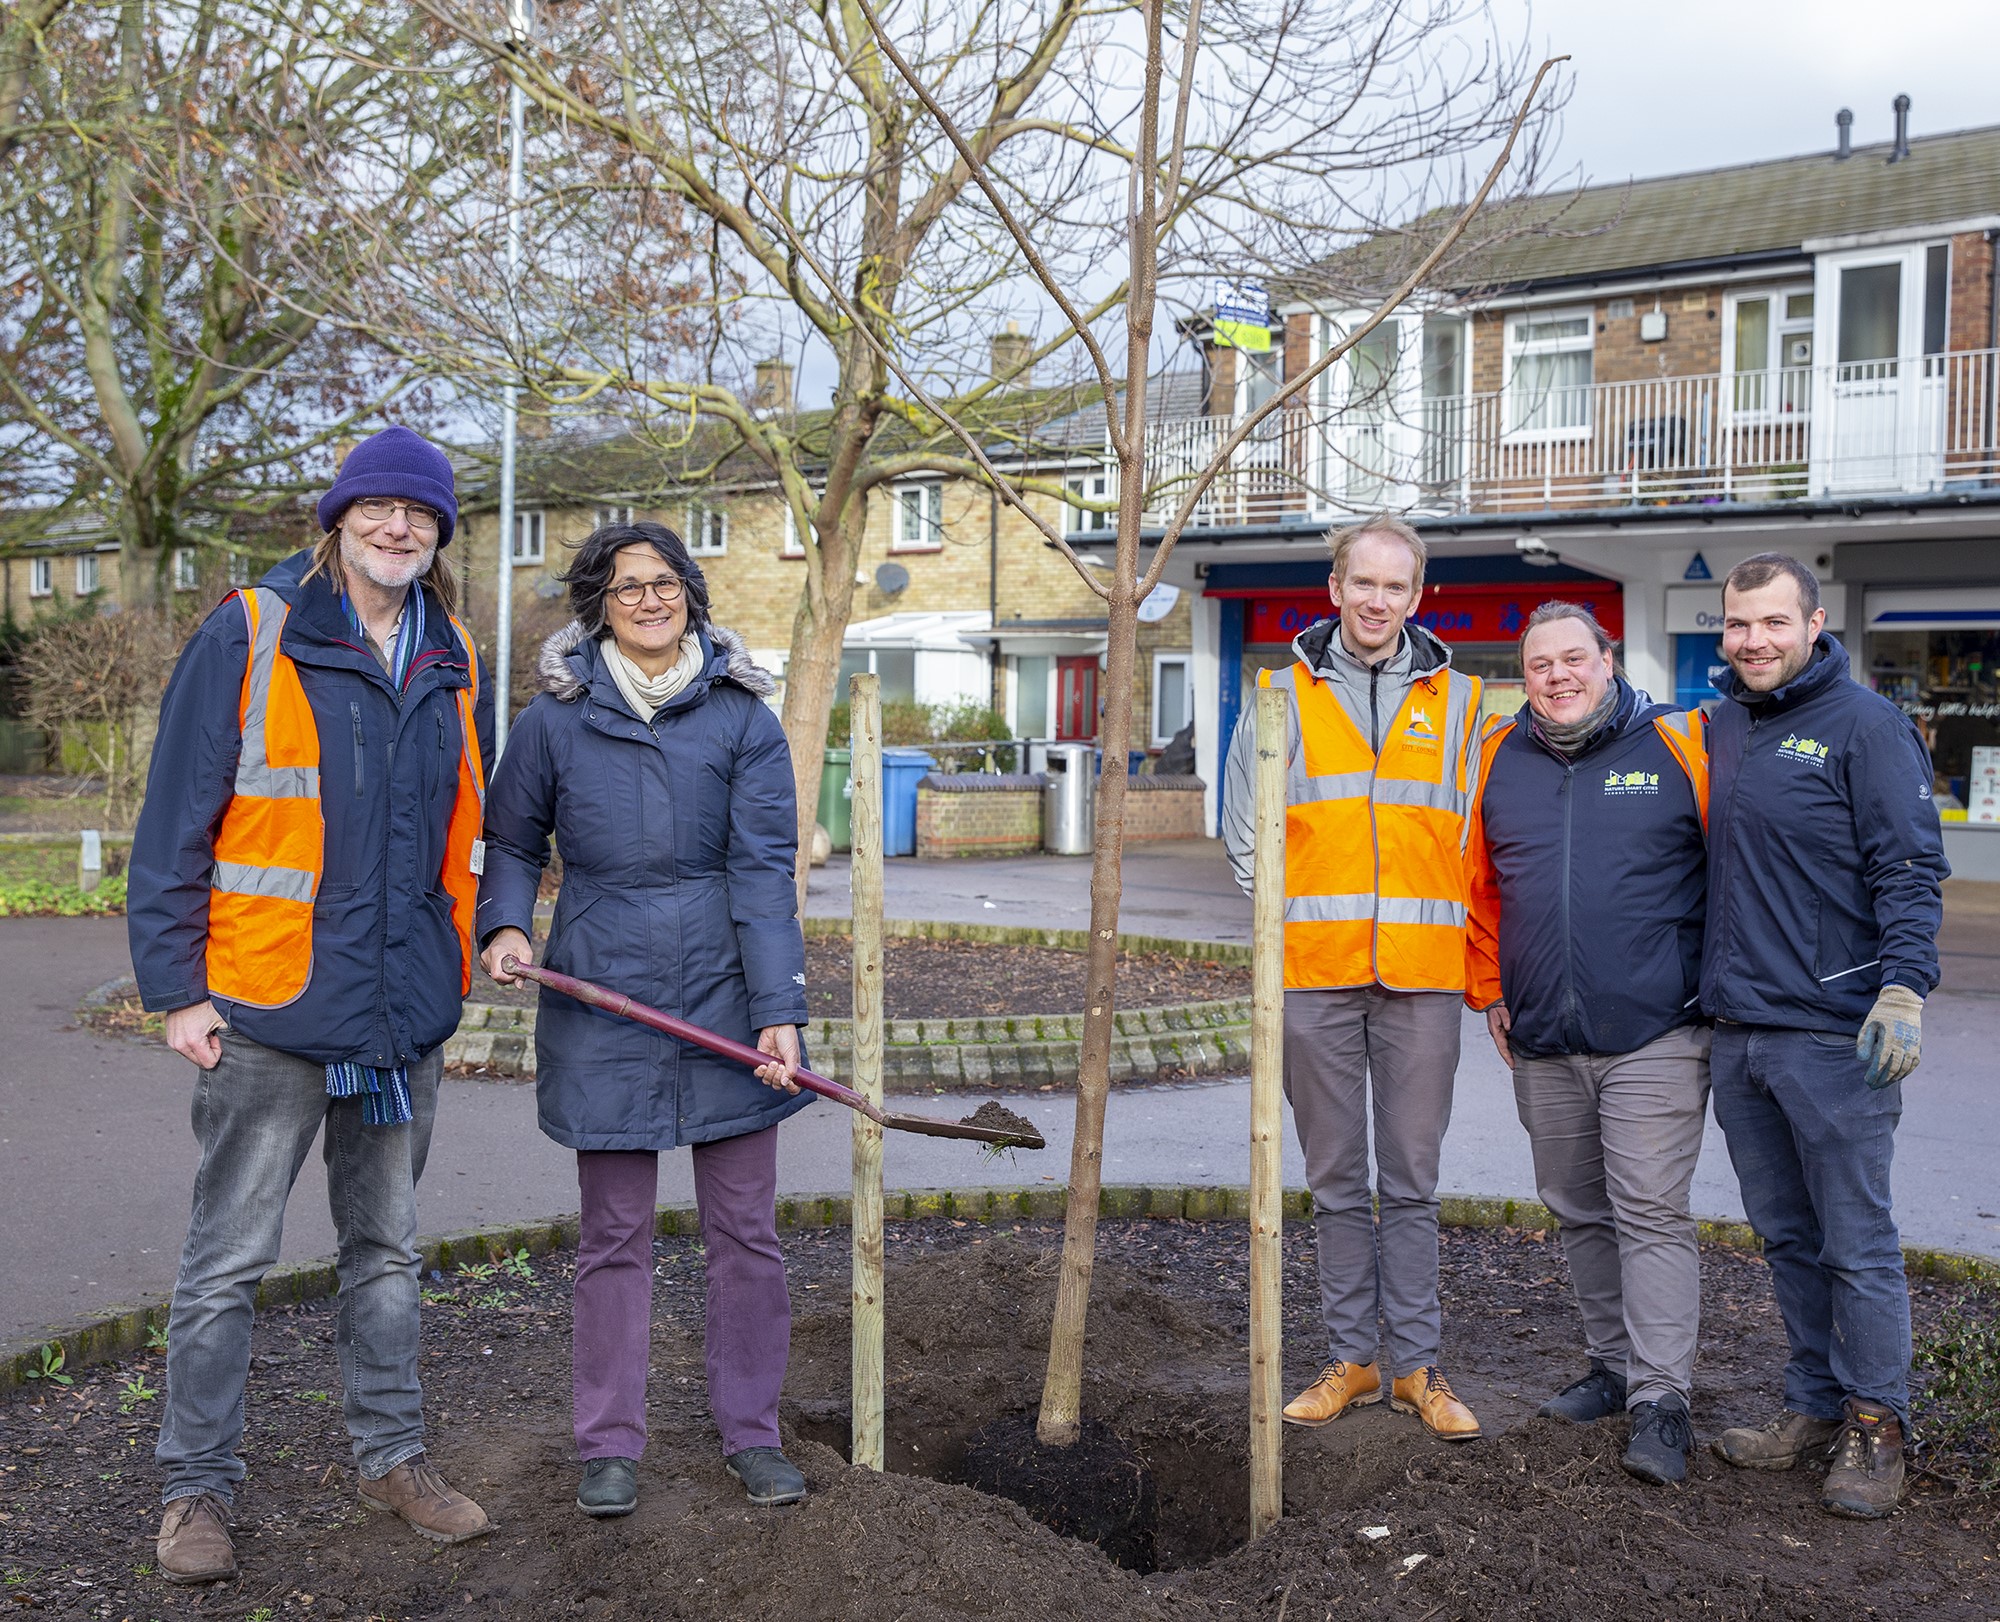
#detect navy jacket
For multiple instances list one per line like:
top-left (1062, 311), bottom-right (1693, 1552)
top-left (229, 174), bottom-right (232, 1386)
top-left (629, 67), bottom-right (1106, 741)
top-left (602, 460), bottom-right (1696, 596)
top-left (475, 621), bottom-right (811, 1152)
top-left (128, 550), bottom-right (495, 1066)
top-left (1467, 680), bottom-right (1708, 1058)
top-left (1700, 633), bottom-right (1947, 1034)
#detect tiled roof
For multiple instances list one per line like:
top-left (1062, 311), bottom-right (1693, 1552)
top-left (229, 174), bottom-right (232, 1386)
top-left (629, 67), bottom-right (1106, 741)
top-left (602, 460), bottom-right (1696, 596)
top-left (1325, 123), bottom-right (2000, 296)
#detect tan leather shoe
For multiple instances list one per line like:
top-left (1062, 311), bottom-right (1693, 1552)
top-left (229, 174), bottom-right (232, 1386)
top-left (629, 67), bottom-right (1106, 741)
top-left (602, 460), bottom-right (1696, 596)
top-left (1282, 1360), bottom-right (1383, 1427)
top-left (1391, 1365), bottom-right (1483, 1441)
top-left (358, 1454), bottom-right (493, 1544)
top-left (157, 1493), bottom-right (237, 1585)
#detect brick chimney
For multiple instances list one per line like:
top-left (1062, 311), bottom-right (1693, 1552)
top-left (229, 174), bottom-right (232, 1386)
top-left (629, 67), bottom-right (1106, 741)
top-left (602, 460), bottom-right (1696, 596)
top-left (754, 357), bottom-right (794, 415)
top-left (990, 321), bottom-right (1034, 387)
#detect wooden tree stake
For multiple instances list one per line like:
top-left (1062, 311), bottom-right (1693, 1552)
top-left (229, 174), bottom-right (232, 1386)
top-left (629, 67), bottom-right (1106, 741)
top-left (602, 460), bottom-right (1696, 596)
top-left (849, 672), bottom-right (886, 1472)
top-left (1249, 687), bottom-right (1287, 1538)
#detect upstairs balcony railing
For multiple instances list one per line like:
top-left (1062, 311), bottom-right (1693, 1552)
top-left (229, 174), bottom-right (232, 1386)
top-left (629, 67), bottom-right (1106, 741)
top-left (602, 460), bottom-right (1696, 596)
top-left (1105, 348), bottom-right (2000, 531)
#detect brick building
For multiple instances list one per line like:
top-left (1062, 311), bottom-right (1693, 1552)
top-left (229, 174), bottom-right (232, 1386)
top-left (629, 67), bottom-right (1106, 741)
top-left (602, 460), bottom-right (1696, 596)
top-left (1069, 109), bottom-right (2000, 876)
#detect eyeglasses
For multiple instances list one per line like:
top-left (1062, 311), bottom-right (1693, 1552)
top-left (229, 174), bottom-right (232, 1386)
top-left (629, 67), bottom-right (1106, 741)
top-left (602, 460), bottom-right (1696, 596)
top-left (351, 498), bottom-right (442, 536)
top-left (609, 575), bottom-right (687, 608)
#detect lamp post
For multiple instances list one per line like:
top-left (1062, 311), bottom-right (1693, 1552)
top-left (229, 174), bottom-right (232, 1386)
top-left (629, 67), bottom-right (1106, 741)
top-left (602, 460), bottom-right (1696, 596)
top-left (493, 0), bottom-right (532, 753)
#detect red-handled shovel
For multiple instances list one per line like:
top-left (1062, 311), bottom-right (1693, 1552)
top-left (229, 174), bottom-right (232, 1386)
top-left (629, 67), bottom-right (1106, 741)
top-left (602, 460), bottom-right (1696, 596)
top-left (501, 958), bottom-right (1046, 1150)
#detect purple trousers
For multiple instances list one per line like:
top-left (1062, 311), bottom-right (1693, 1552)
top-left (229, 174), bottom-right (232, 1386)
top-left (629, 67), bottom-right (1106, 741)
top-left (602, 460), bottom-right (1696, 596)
top-left (572, 1125), bottom-right (789, 1460)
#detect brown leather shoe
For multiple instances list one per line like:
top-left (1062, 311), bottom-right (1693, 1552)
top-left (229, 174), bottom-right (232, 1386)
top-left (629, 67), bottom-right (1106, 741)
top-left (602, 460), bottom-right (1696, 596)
top-left (358, 1454), bottom-right (493, 1544)
top-left (1391, 1365), bottom-right (1483, 1441)
top-left (1282, 1360), bottom-right (1383, 1427)
top-left (1820, 1400), bottom-right (1905, 1519)
top-left (1710, 1408), bottom-right (1841, 1472)
top-left (157, 1493), bottom-right (237, 1585)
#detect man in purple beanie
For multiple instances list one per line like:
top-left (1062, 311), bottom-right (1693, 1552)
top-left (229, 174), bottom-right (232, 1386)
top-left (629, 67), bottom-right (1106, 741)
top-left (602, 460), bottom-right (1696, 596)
top-left (129, 425), bottom-right (496, 1584)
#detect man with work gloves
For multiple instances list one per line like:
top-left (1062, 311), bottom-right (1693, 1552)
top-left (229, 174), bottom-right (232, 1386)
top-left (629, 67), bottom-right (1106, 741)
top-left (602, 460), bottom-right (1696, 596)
top-left (1701, 552), bottom-right (1947, 1519)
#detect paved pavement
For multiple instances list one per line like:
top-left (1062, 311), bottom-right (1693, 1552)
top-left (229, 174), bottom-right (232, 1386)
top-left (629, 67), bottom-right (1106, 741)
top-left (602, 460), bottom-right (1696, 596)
top-left (5, 855), bottom-right (1999, 1344)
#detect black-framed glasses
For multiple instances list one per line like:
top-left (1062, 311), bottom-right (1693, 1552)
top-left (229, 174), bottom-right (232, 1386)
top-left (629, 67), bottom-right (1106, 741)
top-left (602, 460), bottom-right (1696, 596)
top-left (351, 497), bottom-right (442, 536)
top-left (609, 575), bottom-right (686, 607)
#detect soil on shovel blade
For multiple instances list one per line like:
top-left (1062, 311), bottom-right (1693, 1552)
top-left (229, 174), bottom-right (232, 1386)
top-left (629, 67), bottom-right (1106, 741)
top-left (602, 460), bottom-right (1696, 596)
top-left (5, 1220), bottom-right (1995, 1622)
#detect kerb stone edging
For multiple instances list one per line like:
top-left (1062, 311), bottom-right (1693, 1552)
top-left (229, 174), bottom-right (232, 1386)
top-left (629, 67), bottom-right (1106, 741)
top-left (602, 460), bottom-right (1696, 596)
top-left (446, 918), bottom-right (1254, 1088)
top-left (8, 1185), bottom-right (1990, 1393)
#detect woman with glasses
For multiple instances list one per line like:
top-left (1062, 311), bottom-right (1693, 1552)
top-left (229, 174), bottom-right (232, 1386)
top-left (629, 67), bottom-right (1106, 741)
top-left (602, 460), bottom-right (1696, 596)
top-left (476, 522), bottom-right (812, 1520)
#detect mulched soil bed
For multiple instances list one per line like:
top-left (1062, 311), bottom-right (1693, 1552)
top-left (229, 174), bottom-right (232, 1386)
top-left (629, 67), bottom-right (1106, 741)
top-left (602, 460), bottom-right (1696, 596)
top-left (473, 934), bottom-right (1251, 1019)
top-left (6, 1221), bottom-right (1995, 1621)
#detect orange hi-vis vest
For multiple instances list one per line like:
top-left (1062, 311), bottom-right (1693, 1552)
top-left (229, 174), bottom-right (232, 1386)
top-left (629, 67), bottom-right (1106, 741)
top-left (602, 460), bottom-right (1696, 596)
top-left (206, 586), bottom-right (487, 1008)
top-left (1259, 658), bottom-right (1484, 992)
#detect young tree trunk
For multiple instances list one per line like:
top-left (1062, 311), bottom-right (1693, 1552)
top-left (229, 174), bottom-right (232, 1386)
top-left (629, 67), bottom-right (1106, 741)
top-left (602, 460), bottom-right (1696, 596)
top-left (779, 496), bottom-right (864, 911)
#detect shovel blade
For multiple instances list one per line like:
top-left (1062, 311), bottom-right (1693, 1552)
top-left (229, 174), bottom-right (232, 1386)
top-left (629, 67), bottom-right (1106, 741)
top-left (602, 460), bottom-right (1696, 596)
top-left (879, 1111), bottom-right (1046, 1150)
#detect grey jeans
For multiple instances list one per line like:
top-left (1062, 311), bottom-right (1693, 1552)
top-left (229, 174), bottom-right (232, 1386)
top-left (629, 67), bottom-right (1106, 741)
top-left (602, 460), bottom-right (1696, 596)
top-left (1511, 1023), bottom-right (1711, 1407)
top-left (1284, 987), bottom-right (1461, 1375)
top-left (157, 1030), bottom-right (441, 1504)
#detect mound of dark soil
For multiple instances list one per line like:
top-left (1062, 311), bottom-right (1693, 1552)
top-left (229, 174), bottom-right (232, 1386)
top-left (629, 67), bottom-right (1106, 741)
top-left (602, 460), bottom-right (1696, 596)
top-left (5, 1222), bottom-right (1994, 1622)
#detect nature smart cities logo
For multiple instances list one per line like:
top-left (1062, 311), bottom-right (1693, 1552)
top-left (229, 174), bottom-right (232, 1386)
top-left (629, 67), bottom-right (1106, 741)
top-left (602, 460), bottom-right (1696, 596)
top-left (1602, 767), bottom-right (1661, 797)
top-left (1402, 706), bottom-right (1440, 748)
top-left (1777, 733), bottom-right (1831, 768)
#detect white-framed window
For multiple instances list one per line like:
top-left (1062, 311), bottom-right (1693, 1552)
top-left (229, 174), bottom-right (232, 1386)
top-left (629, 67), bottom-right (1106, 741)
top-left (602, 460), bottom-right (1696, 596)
top-left (781, 503), bottom-right (806, 557)
top-left (1503, 310), bottom-right (1593, 436)
top-left (28, 556), bottom-right (52, 597)
top-left (1726, 286), bottom-right (1815, 415)
top-left (511, 509), bottom-right (545, 565)
top-left (74, 553), bottom-right (100, 595)
top-left (686, 503), bottom-right (727, 556)
top-left (172, 547), bottom-right (199, 591)
top-left (227, 552), bottom-right (251, 588)
top-left (1066, 470), bottom-right (1112, 534)
top-left (1151, 652), bottom-right (1191, 746)
top-left (594, 503), bottom-right (636, 530)
top-left (893, 482), bottom-right (943, 551)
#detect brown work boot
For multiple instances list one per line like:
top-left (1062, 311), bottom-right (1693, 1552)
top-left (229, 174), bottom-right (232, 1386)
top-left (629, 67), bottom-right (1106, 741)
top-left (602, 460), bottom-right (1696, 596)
top-left (156, 1493), bottom-right (237, 1585)
top-left (1710, 1408), bottom-right (1841, 1472)
top-left (1282, 1360), bottom-right (1383, 1427)
top-left (357, 1454), bottom-right (493, 1544)
top-left (1820, 1400), bottom-right (1905, 1519)
top-left (1391, 1365), bottom-right (1483, 1441)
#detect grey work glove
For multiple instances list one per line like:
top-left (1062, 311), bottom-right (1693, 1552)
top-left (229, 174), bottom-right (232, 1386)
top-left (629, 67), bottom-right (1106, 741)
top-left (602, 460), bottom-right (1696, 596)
top-left (1856, 985), bottom-right (1924, 1090)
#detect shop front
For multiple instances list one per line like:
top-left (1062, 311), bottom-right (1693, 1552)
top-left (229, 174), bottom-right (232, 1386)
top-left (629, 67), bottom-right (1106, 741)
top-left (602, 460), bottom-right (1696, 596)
top-left (1864, 589), bottom-right (2000, 868)
top-left (1214, 575), bottom-right (1626, 772)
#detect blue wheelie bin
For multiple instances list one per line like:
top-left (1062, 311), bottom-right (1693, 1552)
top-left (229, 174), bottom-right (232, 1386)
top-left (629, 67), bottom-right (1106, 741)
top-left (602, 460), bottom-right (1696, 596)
top-left (880, 749), bottom-right (937, 857)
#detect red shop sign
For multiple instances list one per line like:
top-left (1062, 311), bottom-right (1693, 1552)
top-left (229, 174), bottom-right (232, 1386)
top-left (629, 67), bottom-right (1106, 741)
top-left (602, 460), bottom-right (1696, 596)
top-left (1245, 581), bottom-right (1623, 646)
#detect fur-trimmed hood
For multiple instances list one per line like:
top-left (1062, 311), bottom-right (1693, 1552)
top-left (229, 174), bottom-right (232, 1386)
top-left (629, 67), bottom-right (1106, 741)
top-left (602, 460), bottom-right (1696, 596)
top-left (536, 619), bottom-right (777, 703)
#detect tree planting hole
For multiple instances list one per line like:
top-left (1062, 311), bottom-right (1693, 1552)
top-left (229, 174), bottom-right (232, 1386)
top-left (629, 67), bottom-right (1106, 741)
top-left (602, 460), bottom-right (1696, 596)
top-left (791, 1408), bottom-right (1248, 1574)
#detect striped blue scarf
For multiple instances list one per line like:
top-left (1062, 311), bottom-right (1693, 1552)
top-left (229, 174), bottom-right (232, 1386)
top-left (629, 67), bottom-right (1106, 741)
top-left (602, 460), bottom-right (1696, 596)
top-left (327, 578), bottom-right (426, 1124)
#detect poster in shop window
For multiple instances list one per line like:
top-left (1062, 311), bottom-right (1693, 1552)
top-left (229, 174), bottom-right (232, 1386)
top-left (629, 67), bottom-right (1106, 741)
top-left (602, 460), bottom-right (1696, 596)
top-left (1970, 746), bottom-right (2000, 825)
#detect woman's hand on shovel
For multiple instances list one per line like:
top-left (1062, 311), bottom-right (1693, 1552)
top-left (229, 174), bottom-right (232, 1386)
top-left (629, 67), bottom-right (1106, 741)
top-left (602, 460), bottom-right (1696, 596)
top-left (754, 1025), bottom-right (803, 1094)
top-left (482, 928), bottom-right (534, 985)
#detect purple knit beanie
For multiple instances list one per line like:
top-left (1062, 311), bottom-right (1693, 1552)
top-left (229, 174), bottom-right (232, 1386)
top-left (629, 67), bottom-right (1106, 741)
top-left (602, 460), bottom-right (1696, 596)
top-left (316, 426), bottom-right (458, 547)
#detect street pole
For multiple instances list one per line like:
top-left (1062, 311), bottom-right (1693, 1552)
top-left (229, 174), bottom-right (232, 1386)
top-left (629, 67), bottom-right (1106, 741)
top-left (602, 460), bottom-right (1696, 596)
top-left (494, 0), bottom-right (531, 755)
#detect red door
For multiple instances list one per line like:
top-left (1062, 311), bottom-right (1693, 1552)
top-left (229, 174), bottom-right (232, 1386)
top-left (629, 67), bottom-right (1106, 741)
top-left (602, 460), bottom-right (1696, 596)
top-left (1055, 656), bottom-right (1098, 740)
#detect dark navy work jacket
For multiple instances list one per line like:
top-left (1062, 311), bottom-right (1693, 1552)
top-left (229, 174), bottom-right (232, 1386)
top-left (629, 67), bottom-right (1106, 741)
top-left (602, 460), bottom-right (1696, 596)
top-left (1469, 680), bottom-right (1708, 1058)
top-left (1700, 633), bottom-right (1947, 1034)
top-left (128, 550), bottom-right (495, 1066)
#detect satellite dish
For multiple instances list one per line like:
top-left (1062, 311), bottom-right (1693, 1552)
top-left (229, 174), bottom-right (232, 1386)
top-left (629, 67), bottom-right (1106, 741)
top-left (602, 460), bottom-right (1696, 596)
top-left (874, 562), bottom-right (910, 596)
top-left (1136, 582), bottom-right (1181, 623)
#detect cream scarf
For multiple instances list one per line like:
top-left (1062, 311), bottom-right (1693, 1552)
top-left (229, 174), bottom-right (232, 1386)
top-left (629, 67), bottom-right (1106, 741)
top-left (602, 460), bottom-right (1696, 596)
top-left (601, 631), bottom-right (704, 720)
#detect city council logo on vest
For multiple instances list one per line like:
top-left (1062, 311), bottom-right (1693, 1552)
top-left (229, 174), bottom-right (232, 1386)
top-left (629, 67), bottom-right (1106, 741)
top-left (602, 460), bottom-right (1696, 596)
top-left (1777, 733), bottom-right (1830, 768)
top-left (1602, 768), bottom-right (1661, 796)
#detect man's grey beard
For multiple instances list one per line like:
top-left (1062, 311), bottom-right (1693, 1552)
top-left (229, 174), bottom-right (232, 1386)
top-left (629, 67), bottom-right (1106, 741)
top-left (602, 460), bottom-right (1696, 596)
top-left (339, 526), bottom-right (437, 592)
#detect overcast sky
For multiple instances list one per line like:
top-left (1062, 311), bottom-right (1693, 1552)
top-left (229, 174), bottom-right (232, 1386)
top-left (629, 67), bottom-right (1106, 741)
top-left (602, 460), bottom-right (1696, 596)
top-left (1507, 0), bottom-right (1995, 183)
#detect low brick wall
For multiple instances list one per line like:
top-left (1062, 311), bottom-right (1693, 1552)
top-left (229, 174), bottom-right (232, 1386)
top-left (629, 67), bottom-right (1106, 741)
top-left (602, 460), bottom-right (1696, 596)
top-left (915, 772), bottom-right (1045, 858)
top-left (1123, 774), bottom-right (1207, 842)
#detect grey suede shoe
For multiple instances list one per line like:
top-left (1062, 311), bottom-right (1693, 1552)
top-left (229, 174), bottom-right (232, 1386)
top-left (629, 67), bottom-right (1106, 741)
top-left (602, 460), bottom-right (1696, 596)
top-left (577, 1457), bottom-right (638, 1518)
top-left (724, 1447), bottom-right (806, 1507)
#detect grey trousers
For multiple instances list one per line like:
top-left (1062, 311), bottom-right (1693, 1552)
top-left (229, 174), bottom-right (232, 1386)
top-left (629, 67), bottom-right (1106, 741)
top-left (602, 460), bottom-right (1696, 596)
top-left (1511, 1023), bottom-right (1711, 1408)
top-left (1284, 987), bottom-right (1461, 1375)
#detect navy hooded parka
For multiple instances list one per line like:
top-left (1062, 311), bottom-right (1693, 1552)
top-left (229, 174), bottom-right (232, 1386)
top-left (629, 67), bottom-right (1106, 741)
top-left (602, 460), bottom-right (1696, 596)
top-left (474, 621), bottom-right (811, 1151)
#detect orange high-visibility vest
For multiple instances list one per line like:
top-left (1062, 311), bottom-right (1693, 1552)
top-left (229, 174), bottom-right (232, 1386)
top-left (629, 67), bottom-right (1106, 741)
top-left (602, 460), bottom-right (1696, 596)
top-left (207, 587), bottom-right (487, 1008)
top-left (1260, 659), bottom-right (1484, 992)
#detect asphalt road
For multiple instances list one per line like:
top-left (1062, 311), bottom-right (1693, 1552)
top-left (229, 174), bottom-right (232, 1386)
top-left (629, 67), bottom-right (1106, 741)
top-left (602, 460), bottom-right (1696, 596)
top-left (5, 857), bottom-right (1998, 1344)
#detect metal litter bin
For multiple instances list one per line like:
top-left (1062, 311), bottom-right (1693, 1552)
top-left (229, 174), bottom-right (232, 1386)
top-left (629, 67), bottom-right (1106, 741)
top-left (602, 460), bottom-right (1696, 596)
top-left (1042, 744), bottom-right (1097, 855)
